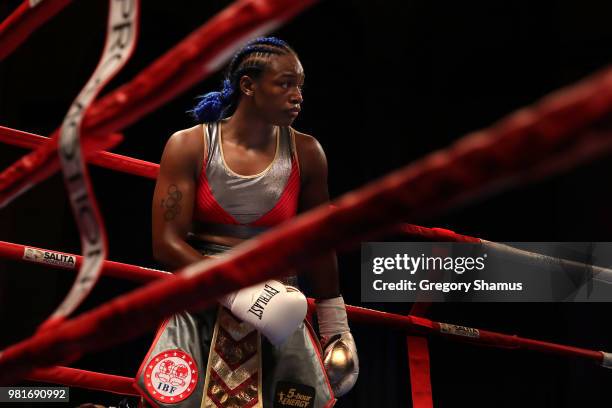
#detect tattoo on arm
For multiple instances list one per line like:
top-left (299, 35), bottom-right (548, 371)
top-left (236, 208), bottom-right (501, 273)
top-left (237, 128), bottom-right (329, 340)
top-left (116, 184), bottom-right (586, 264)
top-left (161, 184), bottom-right (183, 221)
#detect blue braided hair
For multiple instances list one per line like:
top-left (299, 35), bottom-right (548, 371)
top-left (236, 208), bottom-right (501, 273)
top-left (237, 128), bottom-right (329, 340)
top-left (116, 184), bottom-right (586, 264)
top-left (190, 37), bottom-right (296, 123)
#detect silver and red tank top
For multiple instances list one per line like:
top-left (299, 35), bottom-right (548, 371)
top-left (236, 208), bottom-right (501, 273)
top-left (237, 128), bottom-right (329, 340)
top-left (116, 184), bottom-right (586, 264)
top-left (194, 121), bottom-right (301, 234)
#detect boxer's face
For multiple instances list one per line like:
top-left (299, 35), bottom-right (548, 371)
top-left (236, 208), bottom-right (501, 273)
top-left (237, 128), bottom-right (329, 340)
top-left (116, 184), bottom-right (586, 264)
top-left (242, 53), bottom-right (305, 126)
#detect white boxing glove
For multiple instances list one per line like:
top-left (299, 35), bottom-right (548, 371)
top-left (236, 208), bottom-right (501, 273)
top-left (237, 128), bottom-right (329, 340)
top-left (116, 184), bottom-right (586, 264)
top-left (316, 296), bottom-right (359, 397)
top-left (220, 280), bottom-right (307, 346)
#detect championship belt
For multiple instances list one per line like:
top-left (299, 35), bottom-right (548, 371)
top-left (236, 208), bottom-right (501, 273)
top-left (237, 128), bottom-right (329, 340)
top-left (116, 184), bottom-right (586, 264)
top-left (201, 307), bottom-right (263, 407)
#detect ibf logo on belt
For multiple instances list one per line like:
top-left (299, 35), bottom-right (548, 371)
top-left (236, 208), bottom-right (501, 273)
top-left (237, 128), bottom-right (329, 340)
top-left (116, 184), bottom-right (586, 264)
top-left (145, 349), bottom-right (198, 403)
top-left (274, 381), bottom-right (315, 408)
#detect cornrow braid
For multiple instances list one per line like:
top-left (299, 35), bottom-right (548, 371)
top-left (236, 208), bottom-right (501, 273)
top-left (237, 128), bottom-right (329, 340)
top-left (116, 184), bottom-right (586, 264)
top-left (190, 37), bottom-right (297, 123)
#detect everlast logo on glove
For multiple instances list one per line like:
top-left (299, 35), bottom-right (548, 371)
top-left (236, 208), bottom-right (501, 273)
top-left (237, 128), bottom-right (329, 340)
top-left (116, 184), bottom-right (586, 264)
top-left (274, 381), bottom-right (315, 408)
top-left (247, 284), bottom-right (280, 320)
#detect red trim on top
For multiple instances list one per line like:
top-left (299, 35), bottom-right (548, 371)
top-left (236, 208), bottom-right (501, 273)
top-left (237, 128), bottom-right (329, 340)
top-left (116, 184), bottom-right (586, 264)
top-left (194, 167), bottom-right (240, 225)
top-left (251, 157), bottom-right (300, 226)
top-left (193, 147), bottom-right (300, 227)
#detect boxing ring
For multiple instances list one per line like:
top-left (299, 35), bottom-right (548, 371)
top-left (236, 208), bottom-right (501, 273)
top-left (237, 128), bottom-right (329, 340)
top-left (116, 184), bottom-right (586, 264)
top-left (2, 0), bottom-right (612, 406)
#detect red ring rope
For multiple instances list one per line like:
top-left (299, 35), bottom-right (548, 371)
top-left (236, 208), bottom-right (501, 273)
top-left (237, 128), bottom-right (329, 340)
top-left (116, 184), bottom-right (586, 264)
top-left (27, 366), bottom-right (138, 396)
top-left (0, 0), bottom-right (73, 61)
top-left (0, 126), bottom-right (158, 179)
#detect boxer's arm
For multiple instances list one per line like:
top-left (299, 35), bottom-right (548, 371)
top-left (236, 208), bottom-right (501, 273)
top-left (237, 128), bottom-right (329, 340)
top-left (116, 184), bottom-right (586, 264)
top-left (295, 132), bottom-right (359, 396)
top-left (152, 129), bottom-right (205, 271)
top-left (295, 132), bottom-right (340, 299)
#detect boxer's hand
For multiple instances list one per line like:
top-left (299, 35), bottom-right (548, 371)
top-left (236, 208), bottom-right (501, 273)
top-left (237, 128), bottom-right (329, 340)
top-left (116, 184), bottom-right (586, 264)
top-left (316, 296), bottom-right (359, 397)
top-left (220, 280), bottom-right (307, 346)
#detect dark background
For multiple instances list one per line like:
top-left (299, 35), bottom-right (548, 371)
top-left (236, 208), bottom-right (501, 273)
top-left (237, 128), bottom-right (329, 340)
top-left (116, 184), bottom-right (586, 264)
top-left (2, 0), bottom-right (612, 407)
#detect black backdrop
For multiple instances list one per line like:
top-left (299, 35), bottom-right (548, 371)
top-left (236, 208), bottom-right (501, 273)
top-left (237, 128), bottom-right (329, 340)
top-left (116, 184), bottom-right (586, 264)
top-left (2, 1), bottom-right (612, 407)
